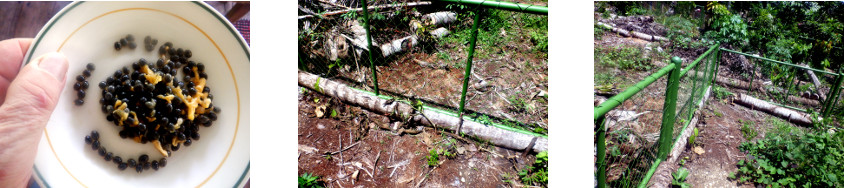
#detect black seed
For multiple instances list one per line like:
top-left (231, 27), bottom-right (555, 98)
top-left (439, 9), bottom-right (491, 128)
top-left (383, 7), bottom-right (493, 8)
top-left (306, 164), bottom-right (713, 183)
top-left (113, 156), bottom-right (122, 164)
top-left (73, 82), bottom-right (81, 90)
top-left (91, 131), bottom-right (100, 140)
top-left (188, 87), bottom-right (197, 96)
top-left (151, 39), bottom-right (158, 46)
top-left (107, 85), bottom-right (116, 93)
top-left (113, 70), bottom-right (122, 78)
top-left (76, 75), bottom-right (85, 82)
top-left (161, 65), bottom-right (171, 73)
top-left (164, 42), bottom-right (172, 47)
top-left (197, 63), bottom-right (205, 72)
top-left (208, 113), bottom-right (217, 121)
top-left (191, 132), bottom-right (200, 140)
top-left (91, 140), bottom-right (100, 150)
top-left (105, 152), bottom-right (113, 161)
top-left (115, 42), bottom-right (121, 50)
top-left (138, 58), bottom-right (147, 66)
top-left (159, 45), bottom-right (167, 55)
top-left (145, 44), bottom-right (154, 52)
top-left (128, 42), bottom-right (137, 49)
top-left (176, 48), bottom-right (184, 56)
top-left (143, 162), bottom-right (150, 170)
top-left (84, 135), bottom-right (92, 144)
top-left (136, 164), bottom-right (143, 173)
top-left (171, 143), bottom-right (180, 151)
top-left (126, 34), bottom-right (134, 42)
top-left (128, 159), bottom-right (137, 167)
top-left (120, 38), bottom-right (127, 46)
top-left (151, 160), bottom-right (159, 170)
top-left (203, 121), bottom-right (213, 127)
top-left (184, 50), bottom-right (192, 58)
top-left (177, 132), bottom-right (186, 141)
top-left (83, 69), bottom-right (91, 77)
top-left (86, 63), bottom-right (95, 71)
top-left (132, 61), bottom-right (140, 70)
top-left (158, 158), bottom-right (167, 167)
top-left (77, 90), bottom-right (86, 98)
top-left (81, 81), bottom-right (89, 89)
top-left (106, 77), bottom-right (114, 84)
top-left (122, 67), bottom-right (130, 74)
top-left (98, 81), bottom-right (107, 89)
top-left (199, 72), bottom-right (207, 79)
top-left (138, 123), bottom-right (147, 131)
top-left (121, 74), bottom-right (129, 82)
top-left (144, 36), bottom-right (151, 43)
top-left (214, 107), bottom-right (221, 113)
top-left (98, 147), bottom-right (106, 156)
top-left (168, 47), bottom-right (176, 56)
top-left (170, 55), bottom-right (180, 62)
top-left (118, 163), bottom-right (128, 170)
top-left (139, 154), bottom-right (149, 163)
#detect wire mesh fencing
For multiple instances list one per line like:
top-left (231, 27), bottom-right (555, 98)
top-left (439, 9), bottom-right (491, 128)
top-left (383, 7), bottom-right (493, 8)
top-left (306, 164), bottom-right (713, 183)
top-left (298, 0), bottom-right (549, 135)
top-left (720, 48), bottom-right (844, 119)
top-left (595, 44), bottom-right (720, 188)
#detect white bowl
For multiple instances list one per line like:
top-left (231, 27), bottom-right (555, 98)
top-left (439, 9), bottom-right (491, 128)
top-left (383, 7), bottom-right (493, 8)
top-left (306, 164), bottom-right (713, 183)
top-left (23, 2), bottom-right (250, 187)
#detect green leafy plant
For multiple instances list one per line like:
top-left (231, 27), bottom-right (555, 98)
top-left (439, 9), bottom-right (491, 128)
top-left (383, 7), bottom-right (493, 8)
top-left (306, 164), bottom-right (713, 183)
top-left (704, 14), bottom-right (748, 46)
top-left (595, 45), bottom-right (652, 70)
top-left (740, 120), bottom-right (757, 140)
top-left (731, 116), bottom-right (844, 187)
top-left (427, 149), bottom-right (440, 167)
top-left (298, 173), bottom-right (325, 188)
top-left (688, 127), bottom-right (699, 148)
top-left (671, 167), bottom-right (692, 188)
top-left (519, 151), bottom-right (548, 186)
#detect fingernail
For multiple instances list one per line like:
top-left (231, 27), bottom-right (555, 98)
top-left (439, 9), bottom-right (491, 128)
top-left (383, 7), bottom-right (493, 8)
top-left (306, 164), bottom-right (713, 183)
top-left (38, 52), bottom-right (68, 81)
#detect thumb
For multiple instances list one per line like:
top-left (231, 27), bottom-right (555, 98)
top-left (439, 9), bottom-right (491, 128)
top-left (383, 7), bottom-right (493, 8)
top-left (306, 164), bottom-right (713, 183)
top-left (0, 52), bottom-right (68, 127)
top-left (0, 52), bottom-right (67, 187)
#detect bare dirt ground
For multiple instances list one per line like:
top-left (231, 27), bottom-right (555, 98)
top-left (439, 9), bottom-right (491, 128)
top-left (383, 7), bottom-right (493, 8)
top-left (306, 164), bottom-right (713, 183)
top-left (298, 91), bottom-right (537, 187)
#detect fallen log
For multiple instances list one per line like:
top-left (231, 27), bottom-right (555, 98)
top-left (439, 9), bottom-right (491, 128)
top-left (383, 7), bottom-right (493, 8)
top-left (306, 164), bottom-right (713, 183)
top-left (422, 11), bottom-right (457, 26)
top-left (380, 35), bottom-right (418, 57)
top-left (596, 21), bottom-right (668, 42)
top-left (298, 71), bottom-right (548, 152)
top-left (685, 70), bottom-right (821, 107)
top-left (298, 1), bottom-right (432, 19)
top-left (799, 63), bottom-right (826, 101)
top-left (733, 93), bottom-right (813, 126)
top-left (596, 22), bottom-right (630, 37)
top-left (649, 86), bottom-right (710, 188)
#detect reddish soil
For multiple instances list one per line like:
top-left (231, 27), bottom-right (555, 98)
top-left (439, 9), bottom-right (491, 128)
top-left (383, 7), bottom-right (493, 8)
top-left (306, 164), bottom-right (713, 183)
top-left (298, 91), bottom-right (536, 187)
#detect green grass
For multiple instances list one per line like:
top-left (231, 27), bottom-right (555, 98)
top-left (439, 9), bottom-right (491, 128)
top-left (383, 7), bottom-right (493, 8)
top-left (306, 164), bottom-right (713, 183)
top-left (740, 119), bottom-right (758, 140)
top-left (595, 45), bottom-right (653, 70)
top-left (438, 9), bottom-right (547, 61)
top-left (298, 173), bottom-right (325, 188)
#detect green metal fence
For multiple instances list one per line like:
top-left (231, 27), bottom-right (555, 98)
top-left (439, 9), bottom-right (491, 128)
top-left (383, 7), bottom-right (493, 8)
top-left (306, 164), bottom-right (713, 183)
top-left (719, 48), bottom-right (844, 117)
top-left (595, 43), bottom-right (721, 188)
top-left (298, 0), bottom-right (548, 135)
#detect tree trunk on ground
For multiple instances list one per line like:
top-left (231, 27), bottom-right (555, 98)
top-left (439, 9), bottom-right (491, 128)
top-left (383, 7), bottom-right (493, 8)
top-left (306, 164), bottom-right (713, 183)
top-left (649, 86), bottom-right (709, 188)
top-left (685, 70), bottom-right (821, 107)
top-left (800, 63), bottom-right (826, 101)
top-left (298, 71), bottom-right (548, 152)
top-left (596, 21), bottom-right (668, 42)
top-left (733, 93), bottom-right (813, 126)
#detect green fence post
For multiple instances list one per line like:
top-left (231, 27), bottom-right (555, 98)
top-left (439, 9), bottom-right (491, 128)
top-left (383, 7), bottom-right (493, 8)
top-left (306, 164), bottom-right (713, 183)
top-left (596, 116), bottom-right (607, 188)
top-left (362, 0), bottom-right (379, 96)
top-left (457, 9), bottom-right (482, 128)
top-left (824, 71), bottom-right (844, 117)
top-left (658, 57), bottom-right (682, 160)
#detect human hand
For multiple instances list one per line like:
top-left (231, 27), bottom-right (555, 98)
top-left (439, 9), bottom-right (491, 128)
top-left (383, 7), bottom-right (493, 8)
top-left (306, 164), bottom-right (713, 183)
top-left (0, 38), bottom-right (69, 187)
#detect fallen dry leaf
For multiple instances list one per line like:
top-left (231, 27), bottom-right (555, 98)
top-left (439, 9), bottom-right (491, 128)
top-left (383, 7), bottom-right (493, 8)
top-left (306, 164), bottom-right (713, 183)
top-left (693, 146), bottom-right (705, 155)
